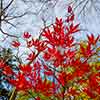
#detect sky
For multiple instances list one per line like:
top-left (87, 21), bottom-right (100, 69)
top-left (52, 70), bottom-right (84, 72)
top-left (0, 0), bottom-right (100, 48)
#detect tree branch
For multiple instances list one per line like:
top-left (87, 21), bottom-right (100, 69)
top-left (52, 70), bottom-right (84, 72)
top-left (0, 28), bottom-right (18, 38)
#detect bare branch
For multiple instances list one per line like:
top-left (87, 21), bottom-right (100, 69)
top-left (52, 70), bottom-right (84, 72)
top-left (6, 12), bottom-right (28, 21)
top-left (4, 20), bottom-right (16, 28)
top-left (3, 0), bottom-right (15, 11)
top-left (0, 28), bottom-right (18, 38)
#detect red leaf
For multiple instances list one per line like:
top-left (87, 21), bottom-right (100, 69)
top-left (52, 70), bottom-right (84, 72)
top-left (23, 32), bottom-right (31, 39)
top-left (35, 97), bottom-right (41, 100)
top-left (68, 6), bottom-right (72, 13)
top-left (69, 14), bottom-right (74, 21)
top-left (3, 66), bottom-right (14, 76)
top-left (44, 71), bottom-right (53, 76)
top-left (87, 34), bottom-right (100, 45)
top-left (12, 40), bottom-right (20, 47)
top-left (69, 23), bottom-right (80, 33)
top-left (27, 52), bottom-right (35, 61)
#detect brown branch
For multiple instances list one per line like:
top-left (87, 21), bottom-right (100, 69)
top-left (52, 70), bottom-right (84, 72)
top-left (78, 0), bottom-right (89, 16)
top-left (0, 0), bottom-right (3, 27)
top-left (4, 0), bottom-right (15, 11)
top-left (27, 52), bottom-right (40, 65)
top-left (0, 28), bottom-right (18, 38)
top-left (9, 87), bottom-right (17, 100)
top-left (73, 0), bottom-right (85, 11)
top-left (6, 12), bottom-right (28, 21)
top-left (4, 20), bottom-right (16, 28)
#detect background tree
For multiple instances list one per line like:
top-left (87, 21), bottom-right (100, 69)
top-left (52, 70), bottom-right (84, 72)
top-left (70, 0), bottom-right (100, 34)
top-left (0, 48), bottom-right (22, 99)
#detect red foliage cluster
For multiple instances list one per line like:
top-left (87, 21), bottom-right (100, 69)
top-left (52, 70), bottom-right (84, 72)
top-left (1, 6), bottom-right (100, 99)
top-left (0, 59), bottom-right (13, 76)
